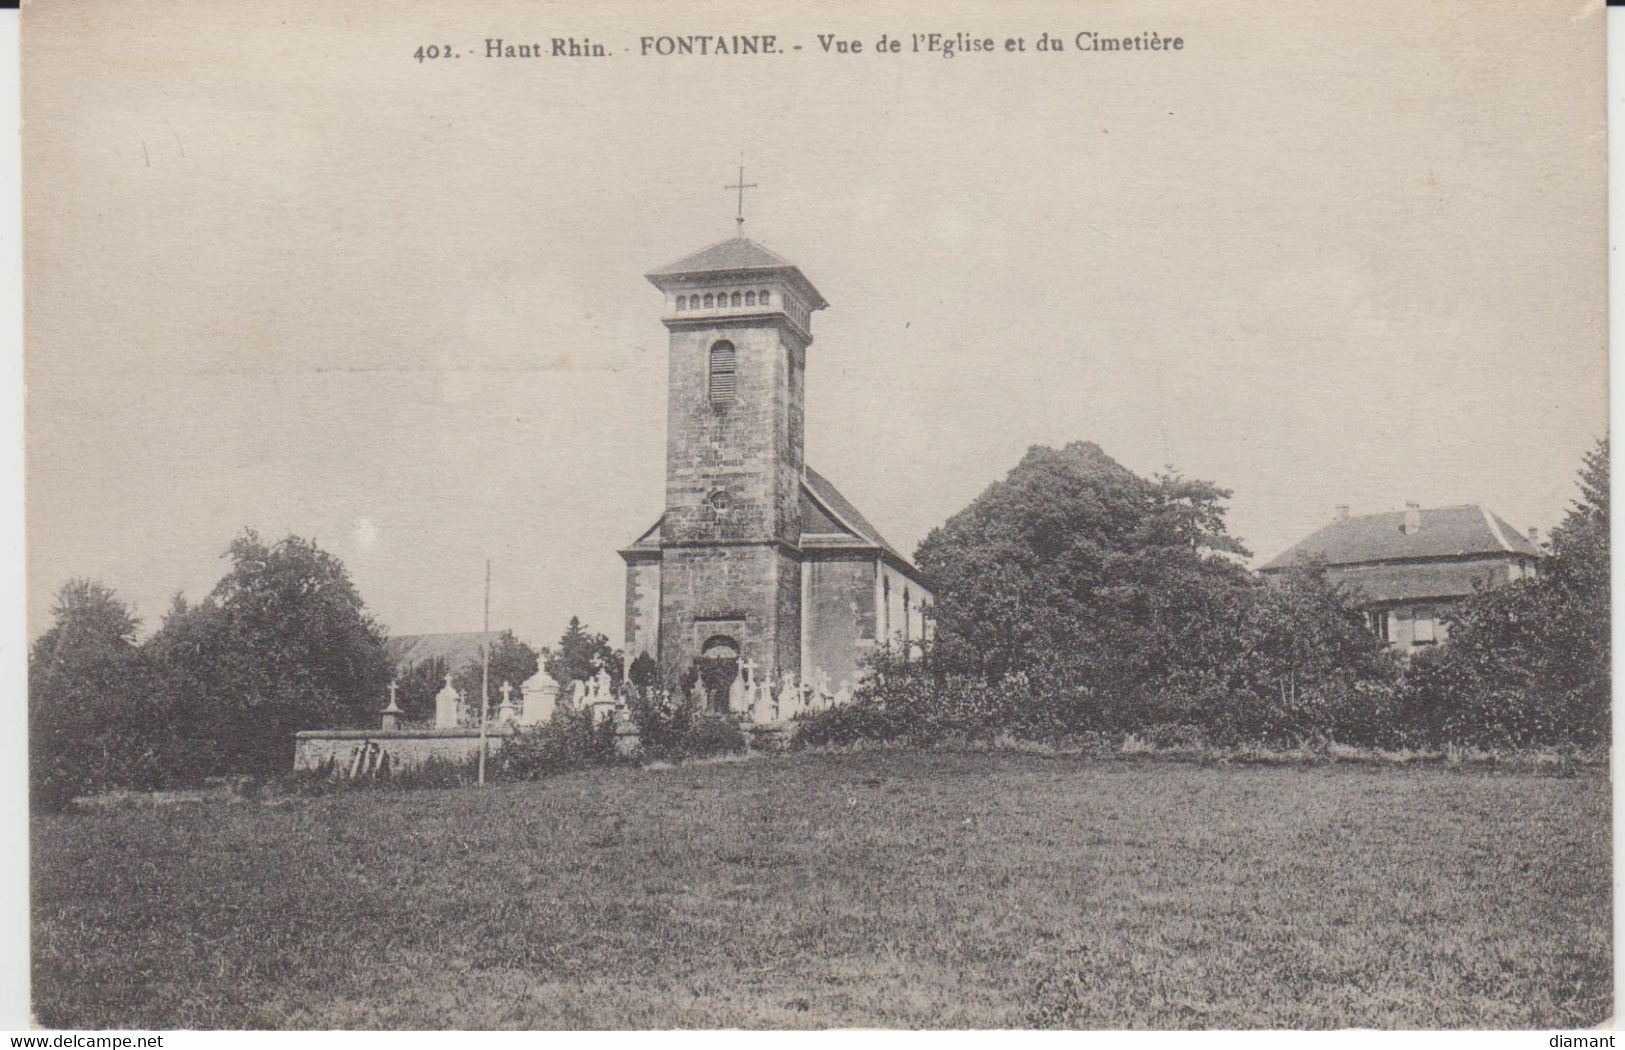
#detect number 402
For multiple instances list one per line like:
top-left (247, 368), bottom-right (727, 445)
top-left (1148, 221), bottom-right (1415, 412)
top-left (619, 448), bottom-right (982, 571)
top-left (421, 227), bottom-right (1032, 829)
top-left (414, 45), bottom-right (457, 62)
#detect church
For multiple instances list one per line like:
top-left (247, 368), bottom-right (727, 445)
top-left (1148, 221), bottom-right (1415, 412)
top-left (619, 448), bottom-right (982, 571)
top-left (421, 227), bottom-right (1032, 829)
top-left (620, 230), bottom-right (933, 705)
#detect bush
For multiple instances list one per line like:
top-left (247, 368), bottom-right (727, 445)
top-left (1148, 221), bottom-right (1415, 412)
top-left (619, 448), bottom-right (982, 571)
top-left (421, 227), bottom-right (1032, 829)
top-left (489, 708), bottom-right (620, 780)
top-left (791, 701), bottom-right (904, 749)
top-left (624, 684), bottom-right (746, 762)
top-left (624, 687), bottom-right (692, 761)
top-left (681, 714), bottom-right (747, 759)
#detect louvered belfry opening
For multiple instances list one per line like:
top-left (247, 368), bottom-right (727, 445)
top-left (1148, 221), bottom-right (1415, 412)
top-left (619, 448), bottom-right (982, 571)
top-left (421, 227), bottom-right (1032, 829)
top-left (708, 340), bottom-right (737, 404)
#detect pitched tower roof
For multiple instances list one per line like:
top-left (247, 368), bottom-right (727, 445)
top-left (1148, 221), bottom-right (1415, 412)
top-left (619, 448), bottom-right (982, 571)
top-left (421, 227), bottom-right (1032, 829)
top-left (646, 236), bottom-right (828, 309)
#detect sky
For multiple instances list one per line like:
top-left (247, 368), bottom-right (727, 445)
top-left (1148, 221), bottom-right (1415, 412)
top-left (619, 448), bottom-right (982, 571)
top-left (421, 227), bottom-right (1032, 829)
top-left (23, 0), bottom-right (1607, 653)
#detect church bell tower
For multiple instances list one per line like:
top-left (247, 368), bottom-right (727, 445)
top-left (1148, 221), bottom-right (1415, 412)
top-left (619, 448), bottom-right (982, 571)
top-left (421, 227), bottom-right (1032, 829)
top-left (640, 234), bottom-right (828, 687)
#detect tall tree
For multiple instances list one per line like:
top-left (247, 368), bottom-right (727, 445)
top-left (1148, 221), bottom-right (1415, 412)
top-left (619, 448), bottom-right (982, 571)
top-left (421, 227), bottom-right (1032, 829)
top-left (1546, 437), bottom-right (1609, 597)
top-left (28, 580), bottom-right (169, 809)
top-left (451, 630), bottom-right (542, 712)
top-left (147, 530), bottom-right (393, 773)
top-left (541, 616), bottom-right (622, 693)
top-left (914, 442), bottom-right (1252, 688)
top-left (395, 655), bottom-right (452, 723)
top-left (1414, 438), bottom-right (1611, 744)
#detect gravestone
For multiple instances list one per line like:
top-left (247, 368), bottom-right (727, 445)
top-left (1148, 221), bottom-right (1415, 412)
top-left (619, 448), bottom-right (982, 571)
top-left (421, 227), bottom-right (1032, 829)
top-left (778, 671), bottom-right (803, 720)
top-left (752, 671), bottom-right (777, 723)
top-left (380, 679), bottom-right (405, 731)
top-left (518, 672), bottom-right (558, 725)
top-left (434, 675), bottom-right (461, 729)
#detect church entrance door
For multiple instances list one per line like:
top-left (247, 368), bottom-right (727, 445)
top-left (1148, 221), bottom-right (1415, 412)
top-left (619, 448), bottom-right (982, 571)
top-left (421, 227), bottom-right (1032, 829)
top-left (696, 636), bottom-right (740, 714)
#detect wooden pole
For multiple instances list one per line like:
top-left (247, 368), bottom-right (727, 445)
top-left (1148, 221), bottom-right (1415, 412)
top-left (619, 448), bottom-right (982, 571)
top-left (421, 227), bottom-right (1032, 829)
top-left (479, 558), bottom-right (491, 785)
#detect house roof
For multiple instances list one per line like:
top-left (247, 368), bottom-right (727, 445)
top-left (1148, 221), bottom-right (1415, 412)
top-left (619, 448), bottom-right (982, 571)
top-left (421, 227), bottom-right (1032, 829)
top-left (645, 236), bottom-right (828, 309)
top-left (1260, 504), bottom-right (1540, 572)
top-left (1325, 561), bottom-right (1516, 604)
top-left (384, 632), bottom-right (504, 674)
top-left (620, 466), bottom-right (925, 580)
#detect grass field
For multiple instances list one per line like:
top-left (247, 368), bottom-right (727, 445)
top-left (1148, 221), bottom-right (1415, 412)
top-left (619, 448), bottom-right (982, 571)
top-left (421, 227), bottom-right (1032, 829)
top-left (32, 750), bottom-right (1611, 1029)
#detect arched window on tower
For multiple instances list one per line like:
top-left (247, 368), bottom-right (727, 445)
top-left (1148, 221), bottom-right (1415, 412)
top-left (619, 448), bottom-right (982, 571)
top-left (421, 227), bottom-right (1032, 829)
top-left (703, 292), bottom-right (715, 308)
top-left (744, 290), bottom-right (757, 306)
top-left (731, 291), bottom-right (743, 307)
top-left (708, 341), bottom-right (737, 405)
top-left (675, 296), bottom-right (688, 311)
top-left (758, 289), bottom-right (771, 306)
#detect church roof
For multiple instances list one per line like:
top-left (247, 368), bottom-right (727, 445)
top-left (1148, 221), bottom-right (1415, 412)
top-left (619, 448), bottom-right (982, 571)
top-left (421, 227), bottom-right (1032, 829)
top-left (618, 466), bottom-right (925, 580)
top-left (1260, 504), bottom-right (1539, 572)
top-left (646, 236), bottom-right (828, 309)
top-left (801, 467), bottom-right (915, 570)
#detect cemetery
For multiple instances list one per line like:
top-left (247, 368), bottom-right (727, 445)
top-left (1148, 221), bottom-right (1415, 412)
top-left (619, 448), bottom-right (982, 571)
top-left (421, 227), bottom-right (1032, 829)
top-left (291, 659), bottom-right (856, 777)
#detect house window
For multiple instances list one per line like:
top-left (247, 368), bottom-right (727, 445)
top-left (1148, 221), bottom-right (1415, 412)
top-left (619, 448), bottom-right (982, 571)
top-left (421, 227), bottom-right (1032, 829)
top-left (708, 341), bottom-right (737, 405)
top-left (1368, 609), bottom-right (1390, 643)
top-left (1412, 607), bottom-right (1437, 645)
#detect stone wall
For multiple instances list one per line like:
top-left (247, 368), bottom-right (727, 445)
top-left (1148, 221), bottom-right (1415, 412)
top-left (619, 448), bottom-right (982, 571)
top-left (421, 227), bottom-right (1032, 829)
top-left (878, 560), bottom-right (934, 651)
top-left (292, 728), bottom-right (515, 774)
top-left (802, 552), bottom-right (877, 695)
top-left (623, 555), bottom-right (662, 664)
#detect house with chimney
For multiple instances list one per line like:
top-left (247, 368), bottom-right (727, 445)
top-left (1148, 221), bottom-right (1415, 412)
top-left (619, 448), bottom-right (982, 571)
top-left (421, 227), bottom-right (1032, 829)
top-left (1259, 503), bottom-right (1542, 653)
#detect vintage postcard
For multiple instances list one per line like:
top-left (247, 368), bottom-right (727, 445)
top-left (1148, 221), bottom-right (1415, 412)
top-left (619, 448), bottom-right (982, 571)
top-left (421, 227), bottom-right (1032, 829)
top-left (19, 0), bottom-right (1609, 1032)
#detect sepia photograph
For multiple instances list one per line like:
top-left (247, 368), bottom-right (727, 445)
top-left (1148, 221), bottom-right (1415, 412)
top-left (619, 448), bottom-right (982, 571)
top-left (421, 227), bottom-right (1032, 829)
top-left (16, 0), bottom-right (1612, 1031)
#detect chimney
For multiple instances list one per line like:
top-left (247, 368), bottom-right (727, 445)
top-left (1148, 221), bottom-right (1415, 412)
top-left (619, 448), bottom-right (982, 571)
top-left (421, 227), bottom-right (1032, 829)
top-left (1402, 502), bottom-right (1422, 535)
top-left (1527, 526), bottom-right (1540, 546)
top-left (1335, 505), bottom-right (1350, 521)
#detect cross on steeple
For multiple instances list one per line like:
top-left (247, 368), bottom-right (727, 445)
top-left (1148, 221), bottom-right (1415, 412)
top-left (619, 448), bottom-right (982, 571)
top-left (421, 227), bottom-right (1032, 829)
top-left (725, 162), bottom-right (758, 236)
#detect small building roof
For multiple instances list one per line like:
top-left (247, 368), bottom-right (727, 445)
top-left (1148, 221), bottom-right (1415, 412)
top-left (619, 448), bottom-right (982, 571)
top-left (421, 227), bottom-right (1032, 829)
top-left (384, 631), bottom-right (507, 674)
top-left (1260, 504), bottom-right (1540, 572)
top-left (646, 236), bottom-right (828, 309)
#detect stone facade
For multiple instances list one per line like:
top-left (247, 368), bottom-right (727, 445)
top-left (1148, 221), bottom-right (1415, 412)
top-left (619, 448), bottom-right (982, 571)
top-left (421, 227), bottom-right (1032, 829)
top-left (800, 553), bottom-right (877, 695)
top-left (1261, 504), bottom-right (1541, 654)
top-left (622, 553), bottom-right (662, 666)
top-left (662, 321), bottom-right (806, 548)
top-left (623, 236), bottom-right (932, 696)
top-left (1336, 555), bottom-right (1537, 651)
top-left (656, 543), bottom-right (803, 684)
